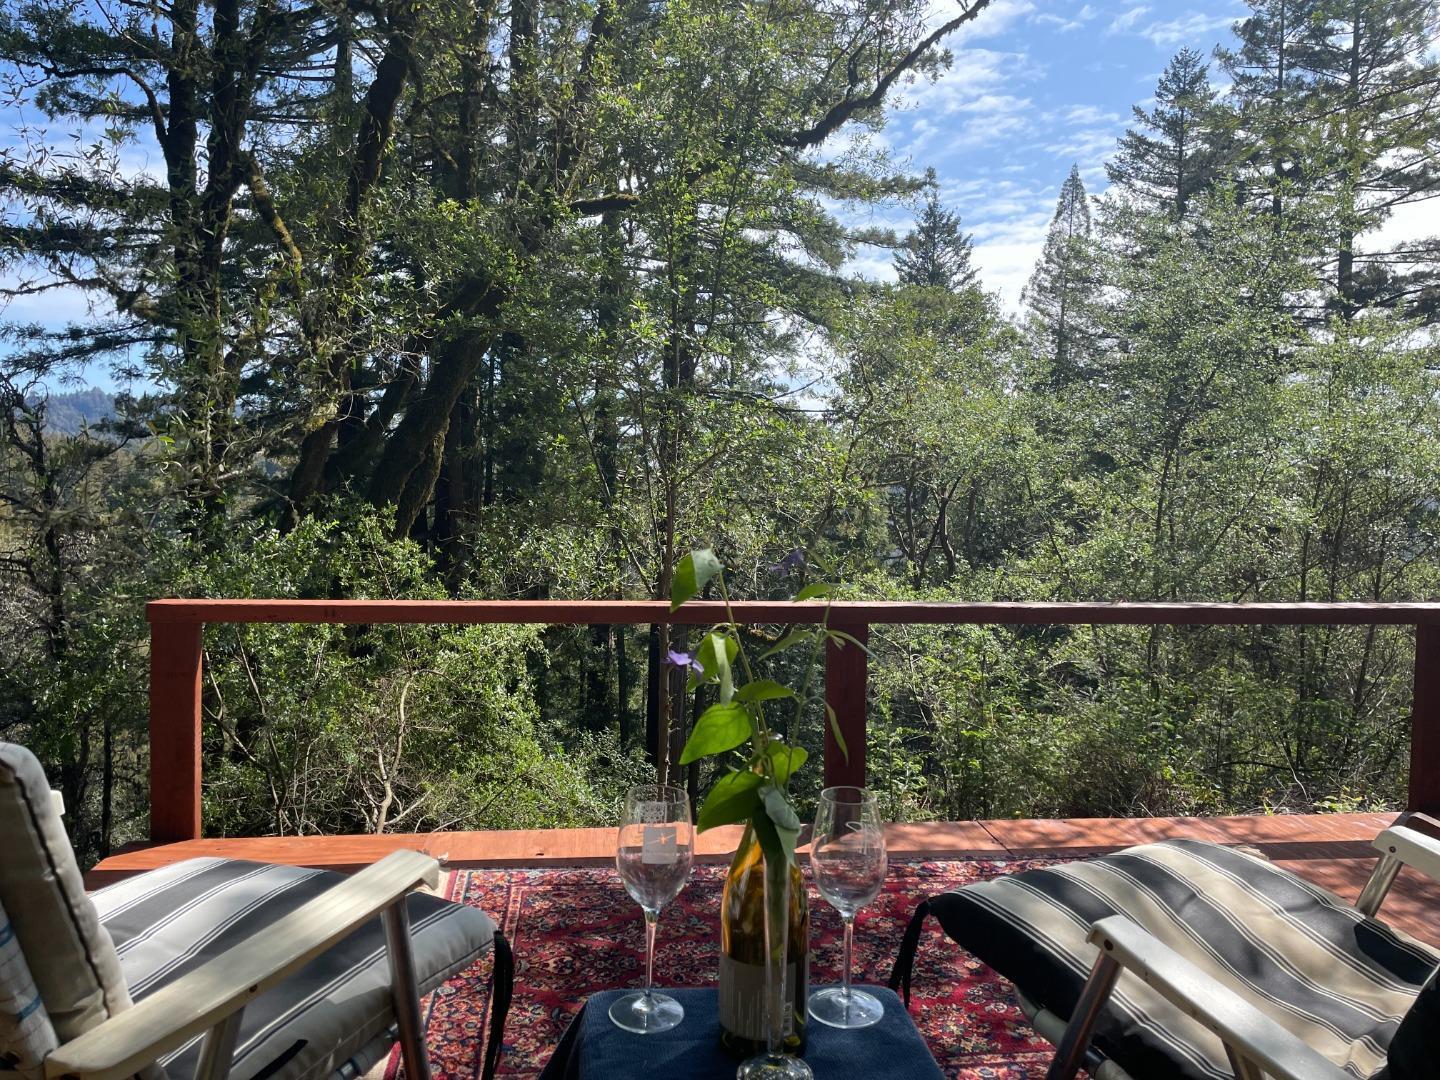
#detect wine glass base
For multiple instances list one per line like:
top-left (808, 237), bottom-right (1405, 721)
top-left (608, 990), bottom-right (684, 1034)
top-left (736, 1052), bottom-right (814, 1080)
top-left (807, 986), bottom-right (884, 1029)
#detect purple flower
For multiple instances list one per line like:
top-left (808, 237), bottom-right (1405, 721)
top-left (666, 649), bottom-right (702, 673)
top-left (769, 548), bottom-right (806, 576)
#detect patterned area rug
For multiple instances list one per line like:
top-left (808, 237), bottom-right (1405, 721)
top-left (379, 858), bottom-right (1066, 1079)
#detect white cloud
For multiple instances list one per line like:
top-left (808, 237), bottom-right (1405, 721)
top-left (1107, 5), bottom-right (1151, 34)
top-left (1063, 104), bottom-right (1121, 126)
top-left (892, 45), bottom-right (1043, 158)
top-left (1105, 5), bottom-right (1242, 48)
top-left (945, 95), bottom-right (1037, 149)
top-left (896, 46), bottom-right (1038, 112)
top-left (1035, 2), bottom-right (1099, 32)
top-left (1046, 127), bottom-right (1121, 161)
top-left (1365, 197), bottom-right (1440, 257)
top-left (973, 210), bottom-right (1053, 311)
top-left (930, 0), bottom-right (1037, 42)
top-left (1137, 12), bottom-right (1236, 48)
top-left (846, 250), bottom-right (900, 284)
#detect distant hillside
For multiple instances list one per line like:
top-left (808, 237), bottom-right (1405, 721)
top-left (36, 388), bottom-right (116, 434)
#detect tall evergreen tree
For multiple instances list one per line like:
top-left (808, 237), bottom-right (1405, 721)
top-left (1107, 48), bottom-right (1223, 219)
top-left (1023, 165), bottom-right (1103, 386)
top-left (1296, 0), bottom-right (1440, 317)
top-left (1216, 0), bottom-right (1321, 221)
top-left (894, 171), bottom-right (979, 291)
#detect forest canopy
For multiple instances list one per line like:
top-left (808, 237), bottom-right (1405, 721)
top-left (2, 0), bottom-right (1438, 864)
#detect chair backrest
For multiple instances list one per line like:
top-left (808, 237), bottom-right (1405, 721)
top-left (0, 743), bottom-right (134, 1063)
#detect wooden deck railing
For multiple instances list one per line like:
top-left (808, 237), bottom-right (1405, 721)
top-left (147, 599), bottom-right (1440, 843)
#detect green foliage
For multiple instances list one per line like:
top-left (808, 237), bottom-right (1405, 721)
top-left (894, 171), bottom-right (979, 292)
top-left (4, 0), bottom-right (1440, 867)
top-left (1023, 165), bottom-right (1105, 387)
top-left (671, 547), bottom-right (836, 873)
top-left (1107, 47), bottom-right (1225, 219)
top-left (166, 509), bottom-right (615, 835)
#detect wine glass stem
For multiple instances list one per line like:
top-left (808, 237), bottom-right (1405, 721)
top-left (643, 909), bottom-right (658, 1002)
top-left (842, 914), bottom-right (854, 1003)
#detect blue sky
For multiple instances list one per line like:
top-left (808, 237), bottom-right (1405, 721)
top-left (846, 0), bottom-right (1250, 308)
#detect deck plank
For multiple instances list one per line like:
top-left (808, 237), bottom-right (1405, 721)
top-left (87, 820), bottom-right (1009, 885)
top-left (976, 815), bottom-right (1234, 854)
top-left (88, 824), bottom-right (748, 883)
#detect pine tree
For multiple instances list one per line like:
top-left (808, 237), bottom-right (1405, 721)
top-left (1023, 165), bottom-right (1103, 387)
top-left (1216, 0), bottom-right (1321, 221)
top-left (1106, 48), bottom-right (1223, 219)
top-left (894, 171), bottom-right (980, 291)
top-left (1296, 0), bottom-right (1440, 317)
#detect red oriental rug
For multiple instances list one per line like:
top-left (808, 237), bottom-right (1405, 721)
top-left (382, 858), bottom-right (1067, 1079)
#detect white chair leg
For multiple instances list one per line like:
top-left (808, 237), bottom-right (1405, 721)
top-left (383, 901), bottom-right (433, 1080)
top-left (194, 1008), bottom-right (244, 1080)
top-left (1225, 1046), bottom-right (1269, 1080)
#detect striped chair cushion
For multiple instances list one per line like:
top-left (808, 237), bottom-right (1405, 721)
top-left (0, 897), bottom-right (59, 1080)
top-left (91, 858), bottom-right (498, 1080)
top-left (893, 839), bottom-right (1439, 1080)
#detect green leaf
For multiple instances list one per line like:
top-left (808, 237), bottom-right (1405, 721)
top-left (763, 742), bottom-right (808, 786)
top-left (753, 811), bottom-right (785, 871)
top-left (762, 784), bottom-right (801, 831)
top-left (670, 549), bottom-right (723, 611)
top-left (795, 582), bottom-right (834, 601)
top-left (825, 702), bottom-right (849, 763)
top-left (826, 628), bottom-right (873, 657)
top-left (735, 678), bottom-right (794, 703)
top-left (679, 701), bottom-right (751, 765)
top-left (697, 632), bottom-right (737, 703)
top-left (752, 783), bottom-right (801, 869)
top-left (697, 770), bottom-right (763, 831)
top-left (758, 628), bottom-right (812, 661)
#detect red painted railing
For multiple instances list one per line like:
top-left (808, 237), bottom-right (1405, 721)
top-left (147, 599), bottom-right (1440, 842)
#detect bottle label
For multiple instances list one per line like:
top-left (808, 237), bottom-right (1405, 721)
top-left (641, 824), bottom-right (678, 864)
top-left (718, 955), bottom-right (797, 1041)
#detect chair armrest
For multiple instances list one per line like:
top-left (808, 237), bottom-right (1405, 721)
top-left (1372, 826), bottom-right (1440, 885)
top-left (45, 850), bottom-right (440, 1080)
top-left (1080, 916), bottom-right (1352, 1080)
top-left (1393, 811), bottom-right (1440, 843)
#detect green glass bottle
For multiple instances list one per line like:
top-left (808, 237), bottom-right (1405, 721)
top-left (718, 823), bottom-right (810, 1057)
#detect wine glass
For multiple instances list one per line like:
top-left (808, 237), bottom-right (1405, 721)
top-left (610, 783), bottom-right (695, 1034)
top-left (807, 786), bottom-right (887, 1028)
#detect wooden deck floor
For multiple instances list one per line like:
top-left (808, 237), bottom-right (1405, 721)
top-left (90, 811), bottom-right (1440, 948)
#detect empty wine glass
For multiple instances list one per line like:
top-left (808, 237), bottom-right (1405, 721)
top-left (807, 786), bottom-right (887, 1028)
top-left (610, 783), bottom-right (695, 1034)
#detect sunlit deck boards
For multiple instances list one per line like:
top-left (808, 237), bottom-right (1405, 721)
top-left (89, 812), bottom-right (1440, 948)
